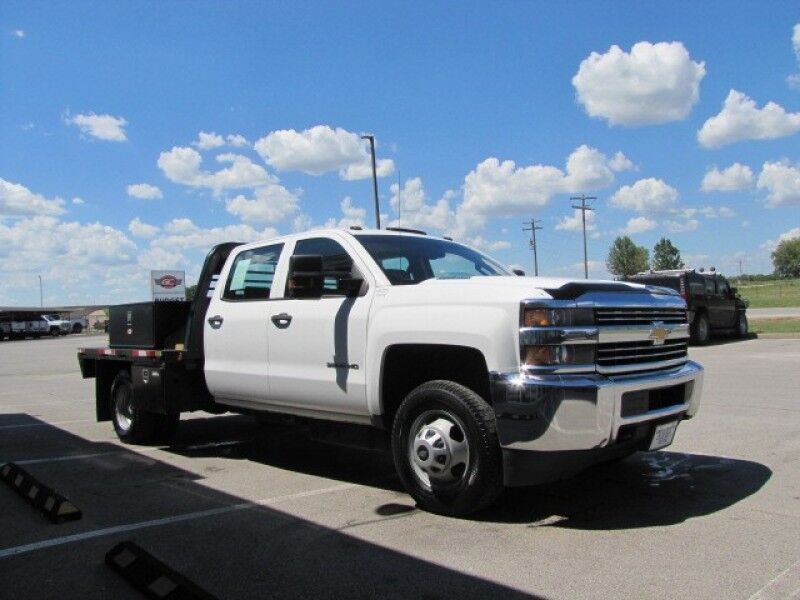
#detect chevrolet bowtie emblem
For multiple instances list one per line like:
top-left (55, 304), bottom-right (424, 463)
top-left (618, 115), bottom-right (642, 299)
top-left (649, 322), bottom-right (671, 346)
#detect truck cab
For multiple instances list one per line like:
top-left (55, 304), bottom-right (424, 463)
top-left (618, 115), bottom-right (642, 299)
top-left (79, 229), bottom-right (704, 516)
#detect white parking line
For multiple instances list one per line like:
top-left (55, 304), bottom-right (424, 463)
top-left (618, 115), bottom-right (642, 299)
top-left (747, 559), bottom-right (800, 600)
top-left (0, 419), bottom-right (95, 431)
top-left (9, 448), bottom-right (161, 466)
top-left (0, 483), bottom-right (355, 560)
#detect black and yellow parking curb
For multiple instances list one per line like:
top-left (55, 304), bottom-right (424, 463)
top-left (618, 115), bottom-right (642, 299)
top-left (105, 541), bottom-right (219, 600)
top-left (0, 462), bottom-right (81, 523)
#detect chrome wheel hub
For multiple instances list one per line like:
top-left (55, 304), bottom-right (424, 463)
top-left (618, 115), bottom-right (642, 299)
top-left (115, 388), bottom-right (133, 432)
top-left (409, 411), bottom-right (470, 489)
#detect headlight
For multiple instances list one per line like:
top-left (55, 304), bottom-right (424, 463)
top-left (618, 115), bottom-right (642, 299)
top-left (522, 307), bottom-right (593, 327)
top-left (522, 344), bottom-right (595, 367)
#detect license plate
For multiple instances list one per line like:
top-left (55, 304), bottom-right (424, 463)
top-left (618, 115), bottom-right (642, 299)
top-left (648, 420), bottom-right (679, 451)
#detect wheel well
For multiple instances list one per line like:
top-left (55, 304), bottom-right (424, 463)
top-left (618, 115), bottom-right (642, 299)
top-left (380, 344), bottom-right (490, 429)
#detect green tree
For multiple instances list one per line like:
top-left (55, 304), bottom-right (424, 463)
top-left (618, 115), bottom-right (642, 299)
top-left (185, 284), bottom-right (197, 300)
top-left (606, 236), bottom-right (650, 278)
top-left (772, 237), bottom-right (800, 278)
top-left (652, 237), bottom-right (684, 270)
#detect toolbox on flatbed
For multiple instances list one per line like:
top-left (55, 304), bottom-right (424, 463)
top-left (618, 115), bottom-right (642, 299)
top-left (108, 301), bottom-right (191, 349)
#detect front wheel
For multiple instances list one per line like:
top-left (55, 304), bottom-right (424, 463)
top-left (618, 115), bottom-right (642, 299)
top-left (391, 380), bottom-right (503, 517)
top-left (736, 312), bottom-right (748, 338)
top-left (72, 323), bottom-right (83, 334)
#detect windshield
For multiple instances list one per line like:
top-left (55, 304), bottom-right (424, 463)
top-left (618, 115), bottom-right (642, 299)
top-left (354, 234), bottom-right (510, 285)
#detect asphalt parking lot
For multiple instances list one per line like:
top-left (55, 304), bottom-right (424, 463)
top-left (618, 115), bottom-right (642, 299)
top-left (0, 335), bottom-right (798, 599)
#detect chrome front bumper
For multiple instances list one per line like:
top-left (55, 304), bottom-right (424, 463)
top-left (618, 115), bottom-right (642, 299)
top-left (489, 361), bottom-right (704, 485)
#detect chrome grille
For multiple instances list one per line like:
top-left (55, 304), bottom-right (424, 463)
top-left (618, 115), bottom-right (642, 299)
top-left (597, 339), bottom-right (687, 369)
top-left (595, 307), bottom-right (686, 326)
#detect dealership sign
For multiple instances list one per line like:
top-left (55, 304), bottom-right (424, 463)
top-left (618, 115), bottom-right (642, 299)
top-left (151, 270), bottom-right (186, 301)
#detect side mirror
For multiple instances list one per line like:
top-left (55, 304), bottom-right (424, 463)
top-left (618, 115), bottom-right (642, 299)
top-left (729, 287), bottom-right (738, 296)
top-left (512, 268), bottom-right (526, 276)
top-left (287, 254), bottom-right (324, 298)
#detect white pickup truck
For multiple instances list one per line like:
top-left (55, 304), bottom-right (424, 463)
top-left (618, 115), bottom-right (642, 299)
top-left (79, 228), bottom-right (703, 515)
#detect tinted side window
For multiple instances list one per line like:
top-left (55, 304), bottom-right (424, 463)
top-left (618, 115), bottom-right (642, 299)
top-left (292, 237), bottom-right (354, 293)
top-left (704, 277), bottom-right (715, 295)
top-left (223, 243), bottom-right (283, 301)
top-left (717, 278), bottom-right (729, 295)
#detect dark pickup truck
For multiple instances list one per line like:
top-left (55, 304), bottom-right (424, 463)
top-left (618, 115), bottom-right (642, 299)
top-left (625, 269), bottom-right (748, 344)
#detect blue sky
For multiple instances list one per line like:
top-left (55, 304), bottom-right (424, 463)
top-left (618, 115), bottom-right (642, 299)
top-left (1, 2), bottom-right (799, 306)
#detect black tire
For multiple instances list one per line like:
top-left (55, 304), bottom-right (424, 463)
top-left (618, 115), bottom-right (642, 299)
top-left (111, 371), bottom-right (159, 443)
top-left (49, 327), bottom-right (59, 337)
top-left (72, 323), bottom-right (83, 334)
top-left (691, 313), bottom-right (710, 345)
top-left (391, 380), bottom-right (503, 517)
top-left (735, 312), bottom-right (748, 339)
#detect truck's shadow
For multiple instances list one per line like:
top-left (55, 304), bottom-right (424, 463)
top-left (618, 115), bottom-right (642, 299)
top-left (165, 415), bottom-right (772, 531)
top-left (0, 413), bottom-right (540, 599)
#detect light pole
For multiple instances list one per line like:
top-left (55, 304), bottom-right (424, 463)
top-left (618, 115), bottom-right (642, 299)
top-left (38, 275), bottom-right (43, 307)
top-left (361, 134), bottom-right (381, 229)
top-left (570, 194), bottom-right (596, 279)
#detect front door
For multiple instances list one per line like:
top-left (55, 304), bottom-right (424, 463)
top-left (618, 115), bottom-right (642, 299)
top-left (203, 242), bottom-right (284, 403)
top-left (266, 236), bottom-right (372, 419)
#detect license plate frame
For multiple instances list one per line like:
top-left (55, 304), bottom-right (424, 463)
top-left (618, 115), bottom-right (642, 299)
top-left (648, 420), bottom-right (679, 451)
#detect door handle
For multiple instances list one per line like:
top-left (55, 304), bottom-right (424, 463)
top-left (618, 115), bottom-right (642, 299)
top-left (271, 313), bottom-right (292, 328)
top-left (207, 315), bottom-right (224, 329)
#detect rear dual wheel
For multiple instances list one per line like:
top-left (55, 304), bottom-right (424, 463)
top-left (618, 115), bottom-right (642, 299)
top-left (391, 380), bottom-right (503, 517)
top-left (111, 372), bottom-right (179, 444)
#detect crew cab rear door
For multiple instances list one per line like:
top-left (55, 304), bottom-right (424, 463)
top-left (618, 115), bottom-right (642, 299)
top-left (204, 242), bottom-right (285, 403)
top-left (265, 235), bottom-right (372, 419)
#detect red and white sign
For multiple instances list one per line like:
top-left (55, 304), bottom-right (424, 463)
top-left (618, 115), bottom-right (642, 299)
top-left (151, 270), bottom-right (186, 301)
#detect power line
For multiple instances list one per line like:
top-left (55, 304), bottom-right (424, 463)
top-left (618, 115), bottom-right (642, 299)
top-left (522, 219), bottom-right (543, 276)
top-left (570, 194), bottom-right (596, 279)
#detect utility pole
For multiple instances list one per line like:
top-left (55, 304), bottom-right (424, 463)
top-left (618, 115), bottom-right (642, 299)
top-left (38, 275), bottom-right (43, 307)
top-left (361, 134), bottom-right (381, 229)
top-left (522, 219), bottom-right (543, 276)
top-left (570, 194), bottom-right (596, 279)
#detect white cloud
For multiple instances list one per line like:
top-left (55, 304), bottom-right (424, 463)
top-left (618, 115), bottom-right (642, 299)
top-left (757, 160), bottom-right (800, 206)
top-left (389, 178), bottom-right (454, 231)
top-left (0, 178), bottom-right (66, 217)
top-left (0, 217), bottom-right (137, 274)
top-left (12, 30), bottom-right (25, 38)
top-left (157, 147), bottom-right (273, 195)
top-left (325, 197), bottom-right (367, 229)
top-left (456, 145), bottom-right (626, 236)
top-left (622, 216), bottom-right (657, 234)
top-left (556, 208), bottom-right (596, 232)
top-left (666, 218), bottom-right (699, 233)
top-left (226, 134), bottom-right (248, 147)
top-left (788, 24), bottom-right (800, 88)
top-left (151, 218), bottom-right (279, 250)
top-left (701, 163), bottom-right (754, 192)
top-left (225, 184), bottom-right (300, 223)
top-left (572, 41), bottom-right (705, 126)
top-left (292, 213), bottom-right (314, 233)
top-left (340, 158), bottom-right (395, 181)
top-left (762, 227), bottom-right (800, 252)
top-left (610, 178), bottom-right (679, 213)
top-left (609, 151), bottom-right (635, 172)
top-left (137, 246), bottom-right (187, 270)
top-left (128, 218), bottom-right (160, 239)
top-left (192, 131), bottom-right (225, 150)
top-left (126, 183), bottom-right (163, 200)
top-left (697, 90), bottom-right (800, 148)
top-left (464, 237), bottom-right (512, 253)
top-left (67, 112), bottom-right (128, 142)
top-left (254, 125), bottom-right (395, 180)
top-left (71, 197), bottom-right (85, 205)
